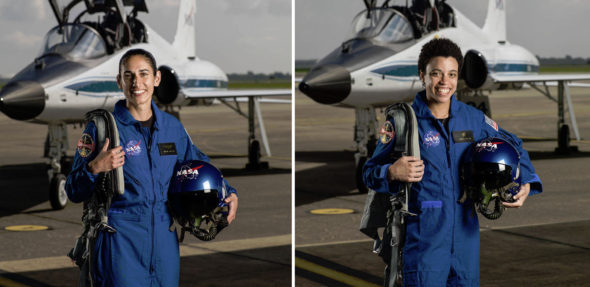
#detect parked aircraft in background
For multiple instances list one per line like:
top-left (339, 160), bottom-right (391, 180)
top-left (299, 0), bottom-right (590, 192)
top-left (0, 0), bottom-right (290, 209)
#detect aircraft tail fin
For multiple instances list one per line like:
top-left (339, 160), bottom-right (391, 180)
top-left (482, 0), bottom-right (507, 43)
top-left (172, 0), bottom-right (197, 59)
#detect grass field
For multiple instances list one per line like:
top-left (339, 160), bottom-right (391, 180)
top-left (539, 65), bottom-right (590, 73)
top-left (228, 80), bottom-right (291, 89)
top-left (295, 68), bottom-right (310, 73)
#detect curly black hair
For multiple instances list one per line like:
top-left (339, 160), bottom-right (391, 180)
top-left (118, 48), bottom-right (158, 76)
top-left (417, 38), bottom-right (463, 74)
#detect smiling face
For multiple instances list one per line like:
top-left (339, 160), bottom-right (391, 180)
top-left (419, 56), bottom-right (459, 105)
top-left (117, 55), bottom-right (161, 108)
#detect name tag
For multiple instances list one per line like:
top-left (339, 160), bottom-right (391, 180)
top-left (158, 143), bottom-right (177, 156)
top-left (452, 130), bottom-right (474, 143)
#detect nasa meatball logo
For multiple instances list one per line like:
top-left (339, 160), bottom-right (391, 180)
top-left (125, 140), bottom-right (142, 156)
top-left (475, 140), bottom-right (503, 152)
top-left (177, 164), bottom-right (204, 181)
top-left (423, 130), bottom-right (440, 148)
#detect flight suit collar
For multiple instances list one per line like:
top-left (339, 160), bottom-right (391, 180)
top-left (114, 99), bottom-right (162, 130)
top-left (412, 90), bottom-right (460, 119)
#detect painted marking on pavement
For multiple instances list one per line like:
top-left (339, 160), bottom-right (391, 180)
top-left (4, 225), bottom-right (49, 232)
top-left (310, 208), bottom-right (355, 215)
top-left (0, 234), bottom-right (291, 274)
top-left (295, 257), bottom-right (380, 287)
top-left (0, 276), bottom-right (29, 287)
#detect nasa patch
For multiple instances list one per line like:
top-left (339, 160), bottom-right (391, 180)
top-left (475, 139), bottom-right (503, 152)
top-left (423, 130), bottom-right (441, 148)
top-left (485, 115), bottom-right (498, 131)
top-left (379, 121), bottom-right (395, 144)
top-left (176, 164), bottom-right (204, 182)
top-left (125, 140), bottom-right (142, 156)
top-left (76, 133), bottom-right (95, 158)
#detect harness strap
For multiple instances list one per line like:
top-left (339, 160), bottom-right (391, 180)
top-left (359, 103), bottom-right (419, 287)
top-left (67, 109), bottom-right (124, 287)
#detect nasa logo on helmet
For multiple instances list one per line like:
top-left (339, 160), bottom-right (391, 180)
top-left (176, 164), bottom-right (202, 181)
top-left (475, 139), bottom-right (503, 153)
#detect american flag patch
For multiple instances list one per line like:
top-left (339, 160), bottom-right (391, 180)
top-left (485, 115), bottom-right (498, 131)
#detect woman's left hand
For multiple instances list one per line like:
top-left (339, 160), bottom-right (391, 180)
top-left (503, 183), bottom-right (530, 208)
top-left (224, 193), bottom-right (238, 224)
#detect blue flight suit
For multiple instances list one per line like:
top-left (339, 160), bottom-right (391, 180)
top-left (363, 91), bottom-right (542, 286)
top-left (66, 100), bottom-right (237, 287)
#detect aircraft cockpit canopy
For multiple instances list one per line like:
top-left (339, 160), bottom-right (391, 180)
top-left (46, 0), bottom-right (149, 55)
top-left (351, 8), bottom-right (414, 44)
top-left (39, 24), bottom-right (107, 59)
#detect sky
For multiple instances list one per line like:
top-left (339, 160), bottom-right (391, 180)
top-left (2, 0), bottom-right (589, 77)
top-left (296, 0), bottom-right (590, 61)
top-left (0, 0), bottom-right (291, 77)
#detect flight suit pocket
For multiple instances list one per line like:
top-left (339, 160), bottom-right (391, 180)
top-left (418, 201), bottom-right (446, 257)
top-left (108, 214), bottom-right (149, 270)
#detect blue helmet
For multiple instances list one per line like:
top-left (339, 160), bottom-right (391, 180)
top-left (169, 160), bottom-right (228, 241)
top-left (461, 137), bottom-right (521, 219)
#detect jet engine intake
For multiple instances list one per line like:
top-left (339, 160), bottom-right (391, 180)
top-left (461, 50), bottom-right (491, 90)
top-left (156, 65), bottom-right (180, 105)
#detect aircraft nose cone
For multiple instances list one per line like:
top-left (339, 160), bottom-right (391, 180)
top-left (0, 81), bottom-right (45, 120)
top-left (299, 64), bottom-right (351, 105)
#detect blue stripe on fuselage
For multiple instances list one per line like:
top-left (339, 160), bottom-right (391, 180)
top-left (370, 63), bottom-right (539, 80)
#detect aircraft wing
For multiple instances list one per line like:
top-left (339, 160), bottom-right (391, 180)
top-left (492, 74), bottom-right (590, 84)
top-left (182, 89), bottom-right (291, 99)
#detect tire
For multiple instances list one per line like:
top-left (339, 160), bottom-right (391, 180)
top-left (50, 173), bottom-right (68, 210)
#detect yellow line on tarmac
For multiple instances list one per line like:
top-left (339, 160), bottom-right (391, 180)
top-left (0, 276), bottom-right (29, 287)
top-left (295, 257), bottom-right (380, 287)
top-left (0, 235), bottom-right (291, 274)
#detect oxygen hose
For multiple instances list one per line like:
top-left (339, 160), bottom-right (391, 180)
top-left (191, 224), bottom-right (218, 241)
top-left (187, 213), bottom-right (229, 241)
top-left (478, 197), bottom-right (504, 220)
top-left (477, 184), bottom-right (504, 220)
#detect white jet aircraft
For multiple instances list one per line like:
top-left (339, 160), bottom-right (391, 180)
top-left (299, 0), bottom-right (590, 192)
top-left (0, 0), bottom-right (290, 209)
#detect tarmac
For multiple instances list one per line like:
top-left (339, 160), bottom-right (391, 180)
top-left (295, 85), bottom-right (590, 286)
top-left (2, 84), bottom-right (590, 287)
top-left (0, 100), bottom-right (292, 286)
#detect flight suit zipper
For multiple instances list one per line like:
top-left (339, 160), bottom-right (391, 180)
top-left (434, 117), bottom-right (456, 255)
top-left (140, 124), bottom-right (157, 277)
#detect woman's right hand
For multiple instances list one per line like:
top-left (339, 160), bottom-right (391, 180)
top-left (387, 156), bottom-right (424, 183)
top-left (88, 138), bottom-right (125, 174)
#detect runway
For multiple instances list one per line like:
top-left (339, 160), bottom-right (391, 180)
top-left (0, 100), bottom-right (292, 286)
top-left (295, 86), bottom-right (590, 286)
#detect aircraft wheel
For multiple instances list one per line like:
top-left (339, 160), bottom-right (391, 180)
top-left (245, 140), bottom-right (268, 170)
top-left (248, 140), bottom-right (261, 165)
top-left (49, 174), bottom-right (68, 210)
top-left (558, 124), bottom-right (570, 150)
top-left (356, 156), bottom-right (368, 193)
